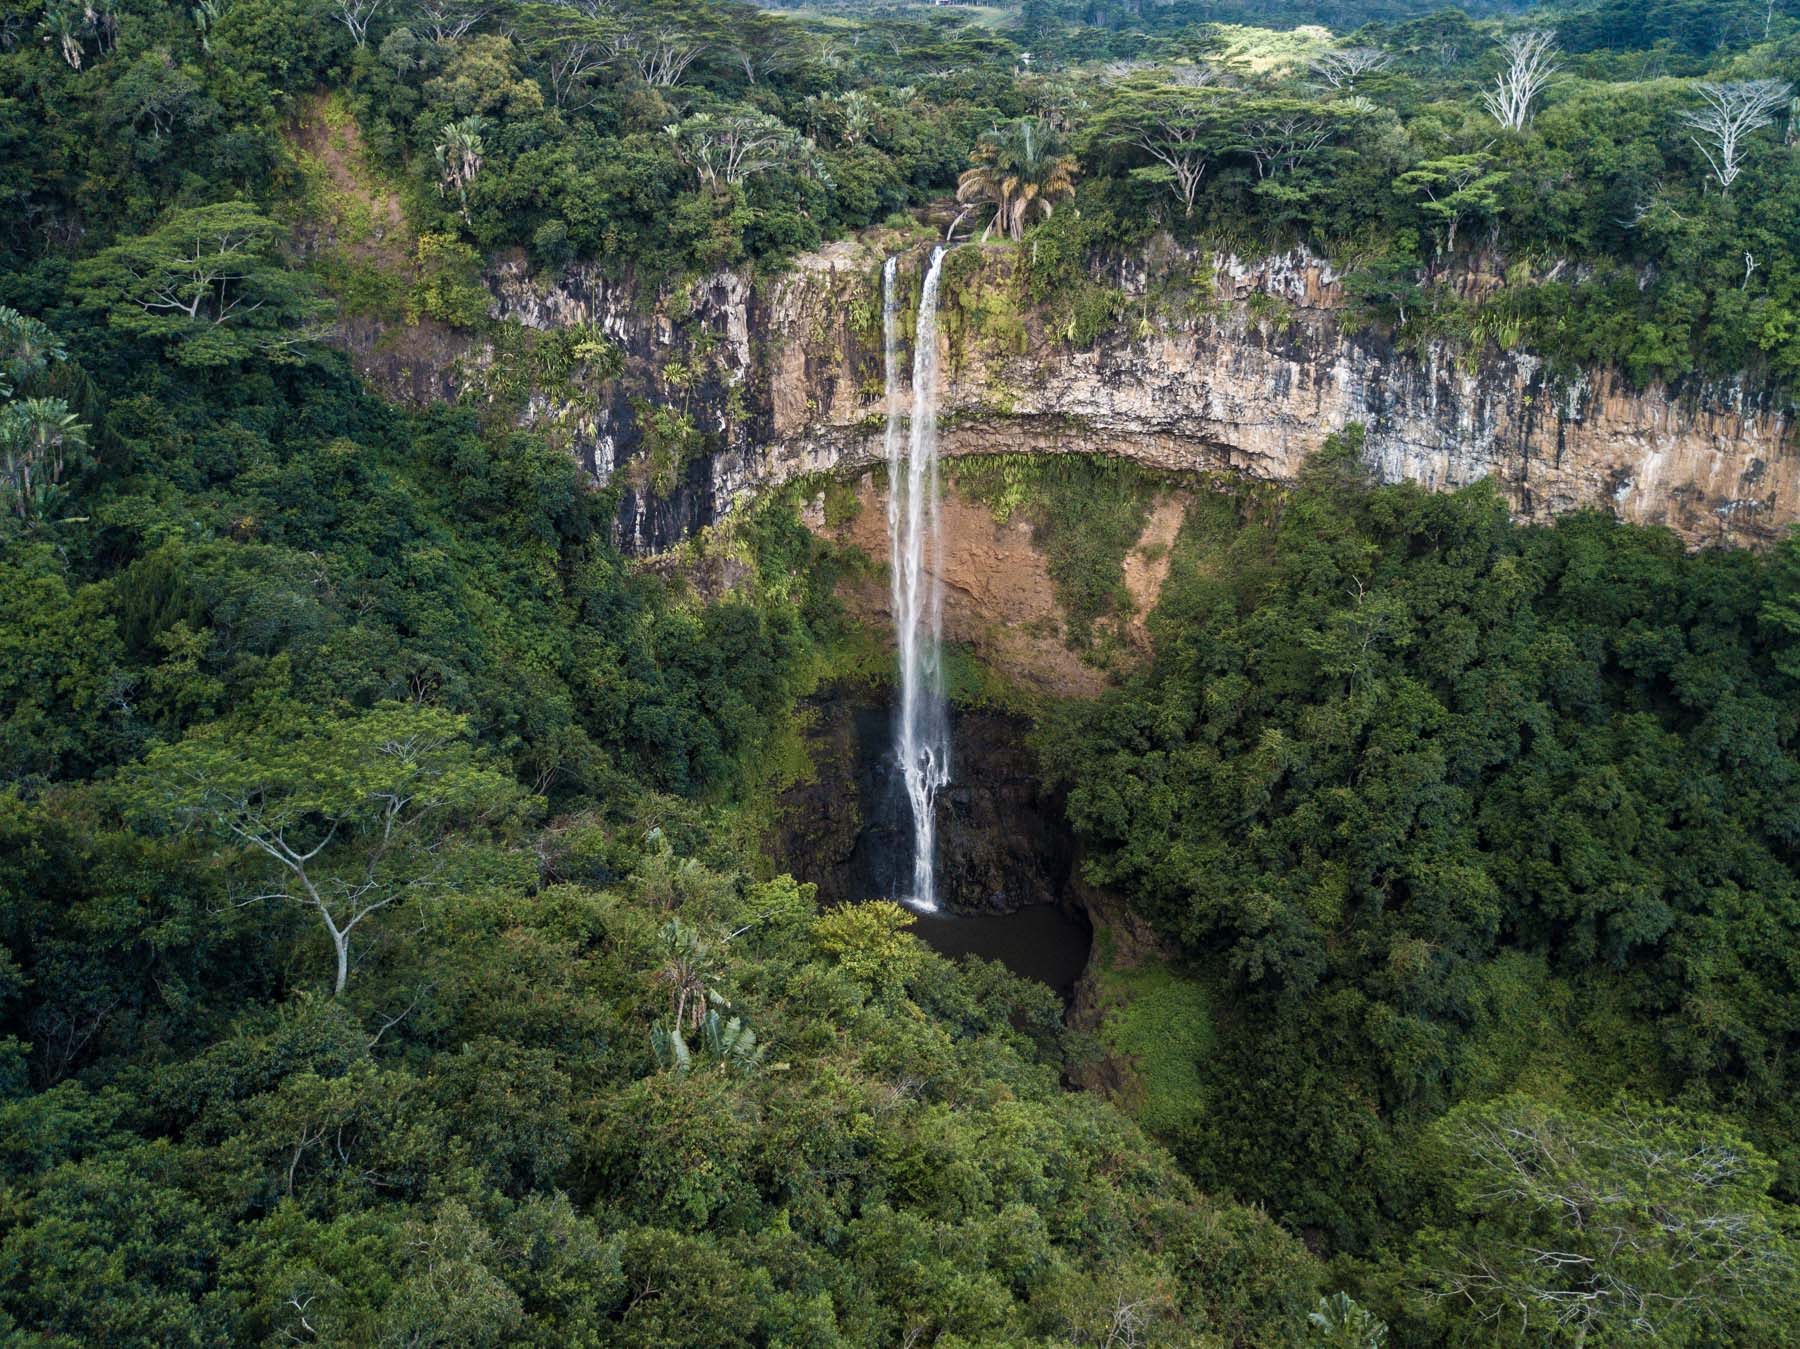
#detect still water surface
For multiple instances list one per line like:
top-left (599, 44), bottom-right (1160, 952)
top-left (907, 903), bottom-right (1092, 1004)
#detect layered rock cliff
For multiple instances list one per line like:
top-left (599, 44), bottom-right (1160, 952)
top-left (407, 232), bottom-right (1794, 551)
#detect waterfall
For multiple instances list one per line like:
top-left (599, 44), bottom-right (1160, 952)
top-left (884, 247), bottom-right (952, 913)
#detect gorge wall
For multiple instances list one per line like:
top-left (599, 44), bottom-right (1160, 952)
top-left (773, 688), bottom-right (1077, 914)
top-left (364, 231), bottom-right (1797, 552)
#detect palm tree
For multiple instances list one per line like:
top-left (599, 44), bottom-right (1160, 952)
top-left (953, 117), bottom-right (1078, 242)
top-left (434, 116), bottom-right (486, 225)
top-left (651, 917), bottom-right (715, 1032)
top-left (1, 397), bottom-right (88, 520)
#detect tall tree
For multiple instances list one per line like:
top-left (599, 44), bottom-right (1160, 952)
top-left (516, 4), bottom-right (614, 111)
top-left (663, 111), bottom-right (811, 191)
top-left (413, 0), bottom-right (488, 43)
top-left (70, 203), bottom-right (324, 366)
top-left (1411, 1095), bottom-right (1800, 1343)
top-left (1481, 29), bottom-right (1558, 131)
top-left (955, 117), bottom-right (1077, 241)
top-left (1089, 84), bottom-right (1233, 218)
top-left (1232, 97), bottom-right (1346, 181)
top-left (121, 704), bottom-right (531, 996)
top-left (1394, 153), bottom-right (1509, 254)
top-left (606, 8), bottom-right (711, 89)
top-left (1309, 47), bottom-right (1391, 90)
top-left (334, 0), bottom-right (387, 47)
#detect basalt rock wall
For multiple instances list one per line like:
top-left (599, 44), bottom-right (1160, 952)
top-left (465, 233), bottom-right (1795, 552)
top-left (773, 687), bottom-right (1076, 914)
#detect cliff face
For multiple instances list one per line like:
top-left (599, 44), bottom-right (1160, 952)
top-left (459, 234), bottom-right (1794, 551)
top-left (801, 473), bottom-right (1187, 699)
top-left (772, 688), bottom-right (1077, 914)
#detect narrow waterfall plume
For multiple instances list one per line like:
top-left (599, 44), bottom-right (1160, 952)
top-left (884, 247), bottom-right (952, 912)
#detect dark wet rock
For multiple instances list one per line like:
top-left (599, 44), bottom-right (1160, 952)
top-left (772, 686), bottom-right (1075, 916)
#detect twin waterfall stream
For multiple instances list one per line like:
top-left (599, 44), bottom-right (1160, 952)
top-left (883, 248), bottom-right (951, 913)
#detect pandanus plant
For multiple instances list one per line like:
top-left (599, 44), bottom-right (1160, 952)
top-left (651, 916), bottom-right (716, 1032)
top-left (952, 117), bottom-right (1078, 242)
top-left (434, 116), bottom-right (487, 224)
top-left (41, 3), bottom-right (85, 68)
top-left (650, 1009), bottom-right (765, 1076)
top-left (2, 398), bottom-right (89, 521)
top-left (0, 306), bottom-right (84, 522)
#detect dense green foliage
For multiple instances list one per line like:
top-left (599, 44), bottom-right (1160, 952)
top-left (5, 0), bottom-right (1800, 1342)
top-left (0, 314), bottom-right (1330, 1341)
top-left (0, 80), bottom-right (1329, 1335)
top-left (1045, 432), bottom-right (1800, 1338)
top-left (6, 0), bottom-right (1800, 389)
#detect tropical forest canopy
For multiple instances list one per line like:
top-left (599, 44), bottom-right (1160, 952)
top-left (3, 0), bottom-right (1800, 1343)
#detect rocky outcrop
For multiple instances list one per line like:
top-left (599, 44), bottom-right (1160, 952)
top-left (468, 233), bottom-right (1794, 551)
top-left (798, 474), bottom-right (1191, 699)
top-left (808, 479), bottom-right (1102, 699)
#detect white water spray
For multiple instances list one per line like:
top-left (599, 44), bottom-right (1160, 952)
top-left (884, 248), bottom-right (952, 912)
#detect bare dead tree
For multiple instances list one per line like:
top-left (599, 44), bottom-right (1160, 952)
top-left (1310, 46), bottom-right (1391, 90)
top-left (1480, 29), bottom-right (1558, 131)
top-left (1680, 79), bottom-right (1792, 190)
top-left (413, 0), bottom-right (487, 42)
top-left (334, 0), bottom-right (386, 47)
top-left (609, 26), bottom-right (705, 87)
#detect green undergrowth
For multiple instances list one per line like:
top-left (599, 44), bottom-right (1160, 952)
top-left (1090, 928), bottom-right (1216, 1140)
top-left (637, 488), bottom-right (886, 866)
top-left (941, 640), bottom-right (1038, 716)
top-left (939, 245), bottom-right (1030, 371)
top-left (1144, 473), bottom-right (1291, 643)
top-left (1014, 208), bottom-right (1141, 348)
top-left (950, 453), bottom-right (1168, 649)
